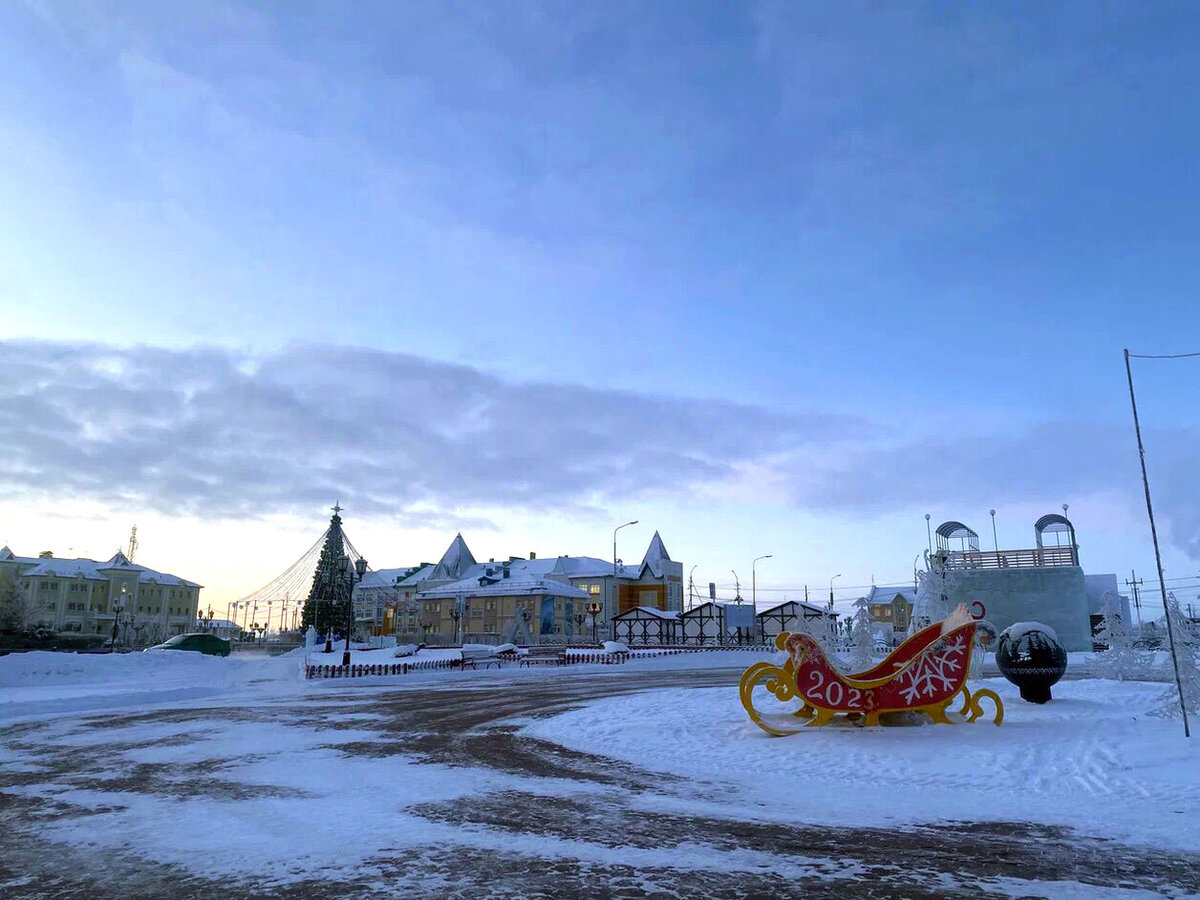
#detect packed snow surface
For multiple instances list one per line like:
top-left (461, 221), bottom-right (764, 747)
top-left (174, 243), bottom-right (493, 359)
top-left (522, 677), bottom-right (1199, 853)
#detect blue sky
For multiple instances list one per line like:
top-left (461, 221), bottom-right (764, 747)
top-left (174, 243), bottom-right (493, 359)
top-left (2, 1), bottom-right (1199, 610)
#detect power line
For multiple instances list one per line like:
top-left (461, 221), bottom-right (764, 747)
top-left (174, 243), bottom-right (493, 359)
top-left (1127, 350), bottom-right (1200, 359)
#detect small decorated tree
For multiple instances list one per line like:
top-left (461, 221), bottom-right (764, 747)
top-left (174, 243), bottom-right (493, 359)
top-left (1091, 593), bottom-right (1150, 681)
top-left (848, 598), bottom-right (875, 672)
top-left (1150, 593), bottom-right (1200, 719)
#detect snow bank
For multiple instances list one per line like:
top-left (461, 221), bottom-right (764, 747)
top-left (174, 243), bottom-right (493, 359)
top-left (0, 651), bottom-right (302, 721)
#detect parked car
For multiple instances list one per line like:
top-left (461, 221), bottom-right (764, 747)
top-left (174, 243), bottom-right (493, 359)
top-left (144, 633), bottom-right (231, 657)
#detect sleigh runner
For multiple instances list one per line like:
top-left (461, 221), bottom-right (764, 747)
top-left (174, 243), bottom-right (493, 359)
top-left (740, 603), bottom-right (1003, 734)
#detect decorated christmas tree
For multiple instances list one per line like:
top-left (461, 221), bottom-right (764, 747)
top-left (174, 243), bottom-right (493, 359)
top-left (299, 505), bottom-right (351, 640)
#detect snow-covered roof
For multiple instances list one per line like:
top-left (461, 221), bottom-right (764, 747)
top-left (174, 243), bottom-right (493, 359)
top-left (418, 570), bottom-right (589, 599)
top-left (358, 565), bottom-right (429, 590)
top-left (7, 549), bottom-right (202, 588)
top-left (547, 555), bottom-right (637, 578)
top-left (372, 535), bottom-right (673, 593)
top-left (613, 606), bottom-right (680, 620)
top-left (866, 585), bottom-right (916, 606)
top-left (640, 531), bottom-right (672, 577)
top-left (758, 598), bottom-right (835, 617)
top-left (428, 534), bottom-right (477, 582)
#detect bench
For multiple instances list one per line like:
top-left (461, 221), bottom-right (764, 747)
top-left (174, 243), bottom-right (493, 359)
top-left (519, 645), bottom-right (566, 667)
top-left (460, 648), bottom-right (503, 670)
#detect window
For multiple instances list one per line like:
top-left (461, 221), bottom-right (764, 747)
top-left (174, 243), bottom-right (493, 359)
top-left (589, 584), bottom-right (601, 595)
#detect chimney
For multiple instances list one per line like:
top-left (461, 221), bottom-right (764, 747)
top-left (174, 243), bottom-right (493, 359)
top-left (530, 551), bottom-right (536, 560)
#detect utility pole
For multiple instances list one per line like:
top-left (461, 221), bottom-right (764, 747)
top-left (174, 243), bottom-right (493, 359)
top-left (1126, 570), bottom-right (1144, 627)
top-left (1125, 348), bottom-right (1189, 737)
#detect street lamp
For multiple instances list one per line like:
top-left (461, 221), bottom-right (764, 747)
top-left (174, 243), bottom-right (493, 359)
top-left (322, 564), bottom-right (337, 654)
top-left (449, 605), bottom-right (461, 647)
top-left (613, 520), bottom-right (638, 620)
top-left (110, 584), bottom-right (127, 650)
top-left (752, 555), bottom-right (772, 607)
top-left (990, 509), bottom-right (998, 553)
top-left (573, 611), bottom-right (585, 644)
top-left (829, 574), bottom-right (841, 611)
top-left (587, 601), bottom-right (603, 644)
top-left (688, 564), bottom-right (697, 611)
top-left (344, 556), bottom-right (367, 667)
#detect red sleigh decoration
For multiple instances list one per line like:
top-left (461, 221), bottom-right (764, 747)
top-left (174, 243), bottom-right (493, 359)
top-left (740, 602), bottom-right (1003, 733)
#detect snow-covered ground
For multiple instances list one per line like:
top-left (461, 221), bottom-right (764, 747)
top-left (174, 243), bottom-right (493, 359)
top-left (1, 648), bottom-right (1197, 896)
top-left (523, 676), bottom-right (1200, 854)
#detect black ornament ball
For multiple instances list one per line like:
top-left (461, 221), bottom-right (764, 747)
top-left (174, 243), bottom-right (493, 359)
top-left (996, 623), bottom-right (1068, 704)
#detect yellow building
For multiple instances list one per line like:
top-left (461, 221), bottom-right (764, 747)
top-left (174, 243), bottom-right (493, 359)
top-left (0, 547), bottom-right (202, 645)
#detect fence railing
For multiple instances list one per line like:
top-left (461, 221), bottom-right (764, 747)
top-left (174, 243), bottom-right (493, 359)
top-left (942, 546), bottom-right (1078, 570)
top-left (304, 644), bottom-right (774, 678)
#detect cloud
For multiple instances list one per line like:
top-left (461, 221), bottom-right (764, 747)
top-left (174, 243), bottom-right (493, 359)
top-left (5, 338), bottom-right (1198, 560)
top-left (0, 339), bottom-right (867, 525)
top-left (787, 420), bottom-right (1200, 559)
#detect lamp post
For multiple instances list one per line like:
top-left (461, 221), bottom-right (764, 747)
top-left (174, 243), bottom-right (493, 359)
top-left (925, 513), bottom-right (932, 555)
top-left (688, 564), bottom-right (697, 611)
top-left (449, 606), bottom-right (461, 647)
top-left (829, 574), bottom-right (841, 611)
top-left (752, 555), bottom-right (772, 607)
top-left (110, 584), bottom-right (127, 650)
top-left (990, 509), bottom-right (998, 553)
top-left (613, 520), bottom-right (638, 621)
top-left (344, 557), bottom-right (367, 667)
top-left (323, 564), bottom-right (336, 654)
top-left (574, 611), bottom-right (585, 644)
top-left (587, 601), bottom-right (603, 644)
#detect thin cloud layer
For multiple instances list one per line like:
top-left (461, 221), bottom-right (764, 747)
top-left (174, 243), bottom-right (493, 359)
top-left (5, 338), bottom-right (1197, 560)
top-left (790, 421), bottom-right (1200, 559)
top-left (0, 339), bottom-right (865, 523)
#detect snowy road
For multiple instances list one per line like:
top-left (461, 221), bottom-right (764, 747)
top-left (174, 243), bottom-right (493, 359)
top-left (1, 656), bottom-right (1197, 898)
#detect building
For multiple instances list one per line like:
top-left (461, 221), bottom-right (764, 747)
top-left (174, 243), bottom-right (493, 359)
top-left (865, 586), bottom-right (915, 638)
top-left (756, 599), bottom-right (839, 647)
top-left (0, 547), bottom-right (202, 643)
top-left (927, 515), bottom-right (1130, 652)
top-left (356, 531), bottom-right (684, 643)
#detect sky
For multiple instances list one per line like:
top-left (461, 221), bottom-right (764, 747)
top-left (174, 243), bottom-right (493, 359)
top-left (2, 1), bottom-right (1200, 615)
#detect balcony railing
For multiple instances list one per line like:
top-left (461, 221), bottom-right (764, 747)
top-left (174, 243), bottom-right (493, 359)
top-left (943, 546), bottom-right (1078, 570)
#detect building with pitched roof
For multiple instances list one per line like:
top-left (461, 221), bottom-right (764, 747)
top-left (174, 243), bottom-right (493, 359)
top-left (355, 531), bottom-right (683, 643)
top-left (0, 546), bottom-right (202, 642)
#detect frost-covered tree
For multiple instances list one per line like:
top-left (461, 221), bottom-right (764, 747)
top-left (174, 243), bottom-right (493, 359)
top-left (1150, 593), bottom-right (1200, 720)
top-left (0, 571), bottom-right (24, 633)
top-left (911, 563), bottom-right (963, 634)
top-left (848, 598), bottom-right (875, 672)
top-left (1091, 593), bottom-right (1150, 681)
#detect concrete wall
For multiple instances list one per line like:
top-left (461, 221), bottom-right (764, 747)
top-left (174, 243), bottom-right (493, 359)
top-left (946, 566), bottom-right (1093, 651)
